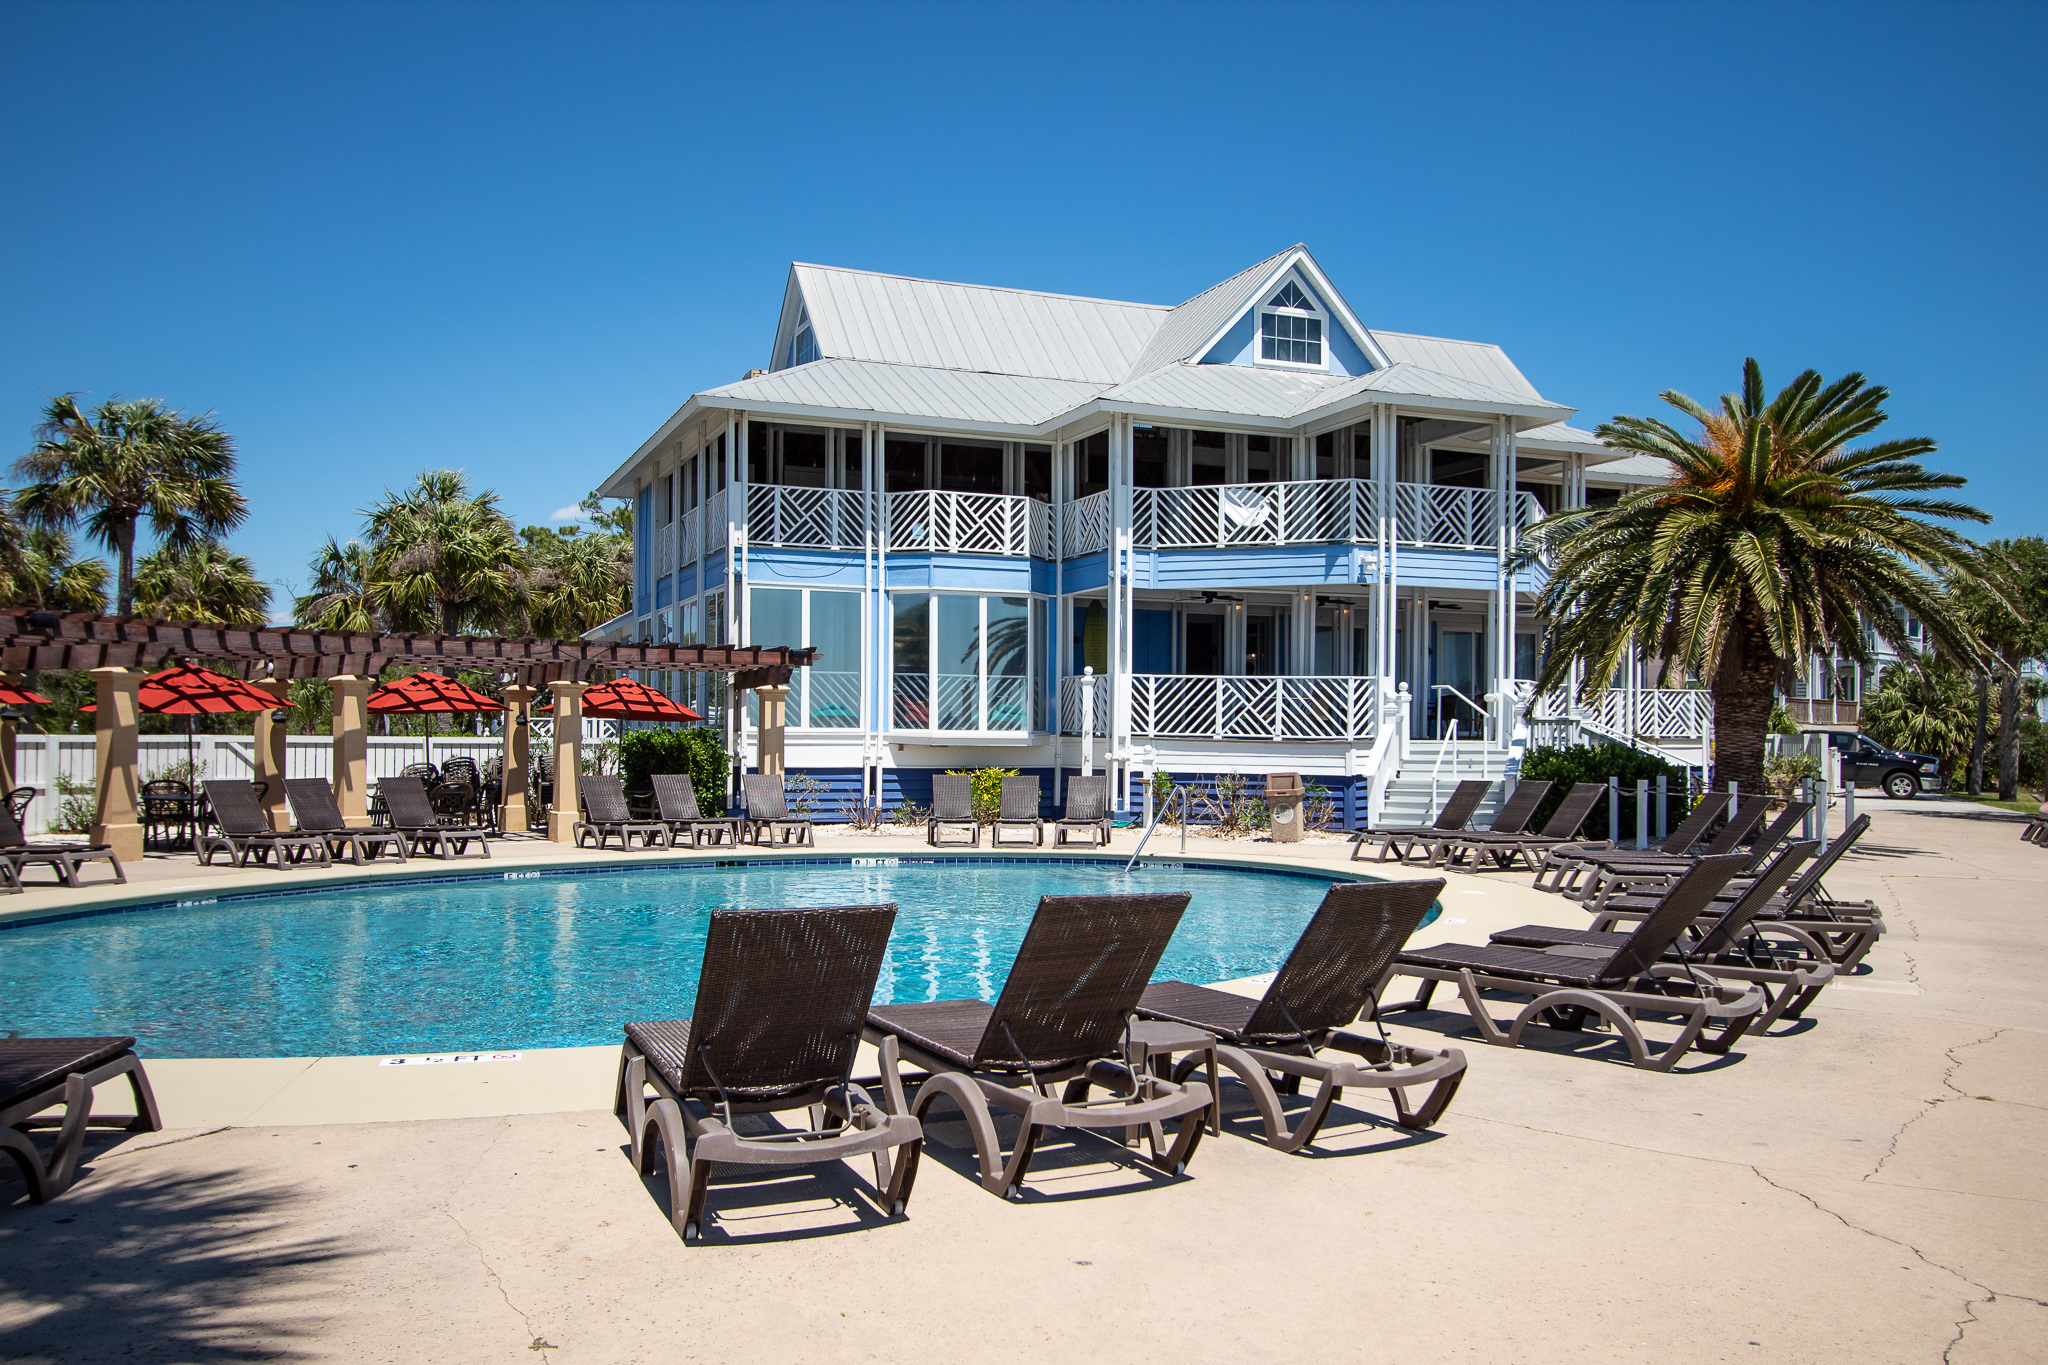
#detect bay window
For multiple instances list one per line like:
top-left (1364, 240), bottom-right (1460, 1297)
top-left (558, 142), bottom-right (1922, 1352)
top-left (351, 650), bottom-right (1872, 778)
top-left (747, 585), bottom-right (862, 728)
top-left (892, 592), bottom-right (1039, 734)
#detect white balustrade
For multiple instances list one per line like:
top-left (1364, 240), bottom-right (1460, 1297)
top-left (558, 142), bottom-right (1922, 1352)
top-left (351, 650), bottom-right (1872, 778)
top-left (1059, 673), bottom-right (1378, 741)
top-left (1061, 490), bottom-right (1112, 557)
top-left (748, 485), bottom-right (865, 550)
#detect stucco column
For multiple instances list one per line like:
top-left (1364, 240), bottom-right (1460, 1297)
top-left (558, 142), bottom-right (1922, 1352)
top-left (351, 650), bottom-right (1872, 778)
top-left (328, 675), bottom-right (373, 827)
top-left (547, 681), bottom-right (588, 843)
top-left (500, 684), bottom-right (534, 833)
top-left (252, 679), bottom-right (291, 830)
top-left (90, 667), bottom-right (144, 862)
top-left (755, 684), bottom-right (789, 776)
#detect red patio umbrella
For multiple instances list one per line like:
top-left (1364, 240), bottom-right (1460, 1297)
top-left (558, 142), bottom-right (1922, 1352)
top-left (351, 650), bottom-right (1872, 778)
top-left (0, 684), bottom-right (53, 708)
top-left (580, 677), bottom-right (701, 723)
top-left (366, 671), bottom-right (505, 770)
top-left (81, 665), bottom-right (282, 773)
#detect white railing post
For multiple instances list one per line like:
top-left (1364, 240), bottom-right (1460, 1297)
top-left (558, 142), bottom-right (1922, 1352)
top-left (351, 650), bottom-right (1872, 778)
top-left (1079, 667), bottom-right (1096, 777)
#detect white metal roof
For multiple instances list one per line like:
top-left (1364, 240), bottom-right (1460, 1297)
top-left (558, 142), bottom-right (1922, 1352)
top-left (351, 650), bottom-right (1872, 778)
top-left (1583, 452), bottom-right (1676, 484)
top-left (1120, 246), bottom-right (1297, 379)
top-left (1292, 363), bottom-right (1572, 424)
top-left (1102, 361), bottom-right (1352, 421)
top-left (785, 263), bottom-right (1166, 385)
top-left (699, 359), bottom-right (1111, 429)
top-left (1367, 331), bottom-right (1542, 400)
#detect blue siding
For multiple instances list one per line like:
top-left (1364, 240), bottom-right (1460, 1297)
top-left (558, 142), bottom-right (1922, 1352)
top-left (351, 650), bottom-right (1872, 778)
top-left (1060, 553), bottom-right (1108, 592)
top-left (1197, 274), bottom-right (1373, 377)
top-left (885, 553), bottom-right (1037, 593)
top-left (676, 564), bottom-right (699, 600)
top-left (750, 547), bottom-right (869, 588)
top-left (1392, 548), bottom-right (1506, 591)
top-left (634, 486), bottom-right (652, 616)
top-left (1151, 770), bottom-right (1368, 832)
top-left (1132, 610), bottom-right (1173, 672)
top-left (1139, 544), bottom-right (1370, 589)
top-left (654, 575), bottom-right (673, 609)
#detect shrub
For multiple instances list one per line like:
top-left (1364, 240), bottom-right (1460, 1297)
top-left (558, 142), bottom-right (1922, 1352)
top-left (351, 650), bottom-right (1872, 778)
top-left (1518, 743), bottom-right (1693, 841)
top-left (890, 799), bottom-right (930, 828)
top-left (618, 727), bottom-right (730, 814)
top-left (1192, 772), bottom-right (1266, 836)
top-left (1764, 751), bottom-right (1822, 797)
top-left (945, 767), bottom-right (1018, 823)
top-left (52, 771), bottom-right (95, 834)
top-left (786, 771), bottom-right (828, 816)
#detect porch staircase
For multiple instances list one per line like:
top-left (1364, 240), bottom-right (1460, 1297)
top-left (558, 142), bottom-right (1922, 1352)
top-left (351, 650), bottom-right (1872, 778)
top-left (1375, 740), bottom-right (1514, 829)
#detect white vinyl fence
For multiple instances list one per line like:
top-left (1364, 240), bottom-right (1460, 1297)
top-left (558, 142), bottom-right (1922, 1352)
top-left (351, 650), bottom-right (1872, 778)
top-left (11, 720), bottom-right (616, 834)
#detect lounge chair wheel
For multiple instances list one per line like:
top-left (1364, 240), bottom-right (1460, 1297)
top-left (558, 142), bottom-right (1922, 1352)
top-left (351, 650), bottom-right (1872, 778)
top-left (890, 1198), bottom-right (906, 1217)
top-left (682, 1221), bottom-right (699, 1242)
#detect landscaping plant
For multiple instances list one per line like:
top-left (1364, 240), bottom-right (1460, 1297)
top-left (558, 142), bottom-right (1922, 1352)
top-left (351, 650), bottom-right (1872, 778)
top-left (1518, 743), bottom-right (1692, 841)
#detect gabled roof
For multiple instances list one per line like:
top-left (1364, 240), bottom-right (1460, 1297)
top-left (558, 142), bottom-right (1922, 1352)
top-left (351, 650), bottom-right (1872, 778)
top-left (1120, 246), bottom-right (1296, 379)
top-left (701, 359), bottom-right (1109, 430)
top-left (779, 263), bottom-right (1166, 385)
top-left (1366, 331), bottom-right (1542, 400)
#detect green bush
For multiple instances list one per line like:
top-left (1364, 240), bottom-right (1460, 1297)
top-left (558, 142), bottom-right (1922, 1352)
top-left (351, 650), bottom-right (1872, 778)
top-left (618, 727), bottom-right (730, 814)
top-left (1764, 751), bottom-right (1822, 797)
top-left (945, 766), bottom-right (1018, 823)
top-left (1518, 743), bottom-right (1693, 841)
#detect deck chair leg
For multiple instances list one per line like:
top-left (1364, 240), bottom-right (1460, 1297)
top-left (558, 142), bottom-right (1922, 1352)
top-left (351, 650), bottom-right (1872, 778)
top-left (910, 1071), bottom-right (1031, 1198)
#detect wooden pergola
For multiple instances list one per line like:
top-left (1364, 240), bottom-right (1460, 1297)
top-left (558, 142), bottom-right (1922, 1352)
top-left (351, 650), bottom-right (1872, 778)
top-left (0, 612), bottom-right (816, 854)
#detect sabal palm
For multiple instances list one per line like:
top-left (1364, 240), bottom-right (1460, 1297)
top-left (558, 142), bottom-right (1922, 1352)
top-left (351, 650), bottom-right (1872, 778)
top-left (133, 541), bottom-right (272, 626)
top-left (1526, 359), bottom-right (1987, 791)
top-left (293, 538), bottom-right (381, 631)
top-left (0, 487), bottom-right (108, 612)
top-left (521, 529), bottom-right (629, 637)
top-left (13, 395), bottom-right (246, 615)
top-left (366, 471), bottom-right (523, 635)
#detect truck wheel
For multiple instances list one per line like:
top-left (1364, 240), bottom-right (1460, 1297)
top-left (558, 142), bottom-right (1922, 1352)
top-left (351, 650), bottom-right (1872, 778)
top-left (1884, 771), bottom-right (1919, 800)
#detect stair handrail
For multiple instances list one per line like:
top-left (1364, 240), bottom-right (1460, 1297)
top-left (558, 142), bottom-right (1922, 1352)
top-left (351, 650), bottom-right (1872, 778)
top-left (1429, 717), bottom-right (1460, 813)
top-left (1124, 783), bottom-right (1190, 871)
top-left (1432, 683), bottom-right (1488, 743)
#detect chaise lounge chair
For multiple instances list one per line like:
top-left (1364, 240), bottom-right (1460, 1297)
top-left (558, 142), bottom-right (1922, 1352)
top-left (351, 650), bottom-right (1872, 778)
top-left (927, 774), bottom-right (980, 847)
top-left (864, 892), bottom-right (1213, 1199)
top-left (1380, 854), bottom-right (1764, 1071)
top-left (284, 778), bottom-right (409, 865)
top-left (1053, 774), bottom-right (1113, 847)
top-left (1350, 779), bottom-right (1491, 863)
top-left (616, 903), bottom-right (923, 1241)
top-left (1, 1036), bottom-right (162, 1203)
top-left (740, 775), bottom-right (815, 847)
top-left (1489, 842), bottom-right (1833, 1030)
top-left (1533, 794), bottom-right (1773, 898)
top-left (1567, 799), bottom-right (1810, 910)
top-left (576, 774), bottom-right (670, 851)
top-left (1135, 878), bottom-right (1467, 1152)
top-left (378, 775), bottom-right (492, 860)
top-left (0, 802), bottom-right (126, 891)
top-left (1420, 780), bottom-right (1551, 867)
top-left (652, 774), bottom-right (738, 848)
top-left (1423, 781), bottom-right (1608, 872)
top-left (991, 775), bottom-right (1044, 847)
top-left (198, 780), bottom-right (332, 869)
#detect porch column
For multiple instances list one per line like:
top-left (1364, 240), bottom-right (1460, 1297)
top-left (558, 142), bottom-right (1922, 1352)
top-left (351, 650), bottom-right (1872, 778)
top-left (328, 675), bottom-right (373, 827)
top-left (252, 679), bottom-right (291, 830)
top-left (89, 667), bottom-right (143, 862)
top-left (546, 681), bottom-right (588, 843)
top-left (500, 684), bottom-right (534, 833)
top-left (755, 683), bottom-right (789, 776)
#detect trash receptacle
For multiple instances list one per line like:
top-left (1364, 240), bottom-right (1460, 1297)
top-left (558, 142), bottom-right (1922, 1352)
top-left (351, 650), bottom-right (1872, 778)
top-left (1266, 772), bottom-right (1305, 843)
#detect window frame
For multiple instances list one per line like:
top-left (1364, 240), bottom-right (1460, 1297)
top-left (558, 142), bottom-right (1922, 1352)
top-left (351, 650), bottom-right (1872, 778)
top-left (1256, 275), bottom-right (1329, 372)
top-left (888, 589), bottom-right (1041, 737)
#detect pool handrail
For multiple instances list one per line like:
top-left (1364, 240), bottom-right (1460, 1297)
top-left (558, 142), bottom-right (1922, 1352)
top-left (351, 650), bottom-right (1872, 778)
top-left (1125, 784), bottom-right (1189, 871)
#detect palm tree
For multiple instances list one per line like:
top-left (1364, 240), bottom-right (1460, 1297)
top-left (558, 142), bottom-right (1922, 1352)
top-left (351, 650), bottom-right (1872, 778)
top-left (1947, 537), bottom-right (2048, 800)
top-left (0, 485), bottom-right (110, 613)
top-left (518, 527), bottom-right (629, 637)
top-left (364, 471), bottom-right (523, 635)
top-left (1526, 359), bottom-right (1987, 791)
top-left (1865, 657), bottom-right (1975, 777)
top-left (292, 538), bottom-right (381, 631)
top-left (133, 541), bottom-right (272, 625)
top-left (12, 395), bottom-right (247, 615)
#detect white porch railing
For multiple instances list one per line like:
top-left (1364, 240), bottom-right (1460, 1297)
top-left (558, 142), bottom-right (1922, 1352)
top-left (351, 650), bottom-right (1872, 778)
top-left (1058, 673), bottom-right (1380, 742)
top-left (747, 485), bottom-right (865, 551)
top-left (1070, 480), bottom-right (1546, 556)
top-left (1519, 685), bottom-right (1712, 763)
top-left (886, 489), bottom-right (1050, 558)
top-left (1060, 490), bottom-right (1113, 558)
top-left (704, 488), bottom-right (730, 553)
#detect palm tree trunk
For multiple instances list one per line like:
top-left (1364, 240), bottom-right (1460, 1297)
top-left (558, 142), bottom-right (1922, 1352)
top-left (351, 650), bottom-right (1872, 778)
top-left (1998, 665), bottom-right (2021, 802)
top-left (114, 518), bottom-right (137, 616)
top-left (1970, 670), bottom-right (1988, 797)
top-left (1711, 611), bottom-right (1777, 794)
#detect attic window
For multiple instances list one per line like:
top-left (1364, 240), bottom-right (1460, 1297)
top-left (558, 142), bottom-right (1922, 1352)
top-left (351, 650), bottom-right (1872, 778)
top-left (787, 307), bottom-right (818, 368)
top-left (1259, 281), bottom-right (1324, 368)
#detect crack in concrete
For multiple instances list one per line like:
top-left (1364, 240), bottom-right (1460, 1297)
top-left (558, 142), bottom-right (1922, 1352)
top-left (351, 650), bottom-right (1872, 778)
top-left (100, 1125), bottom-right (234, 1157)
top-left (1865, 1029), bottom-right (2005, 1182)
top-left (440, 1119), bottom-right (556, 1358)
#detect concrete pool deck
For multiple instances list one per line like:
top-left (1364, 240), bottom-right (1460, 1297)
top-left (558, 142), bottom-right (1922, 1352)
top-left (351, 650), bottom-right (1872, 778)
top-left (2, 801), bottom-right (2043, 1362)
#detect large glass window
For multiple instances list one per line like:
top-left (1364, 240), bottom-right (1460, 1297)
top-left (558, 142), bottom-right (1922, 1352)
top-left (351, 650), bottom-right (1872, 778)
top-left (1074, 432), bottom-right (1109, 498)
top-left (939, 443), bottom-right (1003, 495)
top-left (885, 438), bottom-right (927, 492)
top-left (1191, 430), bottom-right (1227, 486)
top-left (893, 592), bottom-right (1038, 733)
top-left (1132, 427), bottom-right (1168, 488)
top-left (748, 586), bottom-right (861, 728)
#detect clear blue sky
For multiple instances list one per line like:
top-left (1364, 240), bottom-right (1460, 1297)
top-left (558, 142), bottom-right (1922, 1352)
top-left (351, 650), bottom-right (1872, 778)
top-left (4, 1), bottom-right (2043, 612)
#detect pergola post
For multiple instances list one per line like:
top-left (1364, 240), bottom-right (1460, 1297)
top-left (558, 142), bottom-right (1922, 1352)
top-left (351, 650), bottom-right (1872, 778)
top-left (500, 684), bottom-right (534, 833)
top-left (755, 683), bottom-right (789, 777)
top-left (0, 671), bottom-right (22, 794)
top-left (89, 667), bottom-right (144, 862)
top-left (328, 675), bottom-right (373, 828)
top-left (252, 679), bottom-right (291, 830)
top-left (547, 681), bottom-right (588, 843)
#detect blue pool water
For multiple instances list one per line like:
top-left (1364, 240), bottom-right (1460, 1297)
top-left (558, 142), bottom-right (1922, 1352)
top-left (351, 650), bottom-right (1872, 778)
top-left (0, 858), bottom-right (1436, 1058)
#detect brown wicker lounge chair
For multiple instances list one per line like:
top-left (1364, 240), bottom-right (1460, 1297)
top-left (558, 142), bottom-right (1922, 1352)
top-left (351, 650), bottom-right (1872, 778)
top-left (1569, 800), bottom-right (1812, 910)
top-left (1053, 773), bottom-right (1113, 847)
top-left (652, 773), bottom-right (738, 847)
top-left (378, 775), bottom-right (492, 860)
top-left (197, 780), bottom-right (332, 869)
top-left (991, 775), bottom-right (1043, 847)
top-left (928, 774), bottom-right (980, 847)
top-left (576, 775), bottom-right (669, 851)
top-left (740, 775), bottom-right (815, 847)
top-left (617, 903), bottom-right (922, 1241)
top-left (1420, 780), bottom-right (1551, 866)
top-left (0, 802), bottom-right (124, 890)
top-left (1534, 794), bottom-right (1773, 898)
top-left (1424, 781), bottom-right (1608, 872)
top-left (1490, 842), bottom-right (1832, 1029)
top-left (1381, 853), bottom-right (1764, 1071)
top-left (1350, 779), bottom-right (1491, 863)
top-left (283, 778), bottom-right (408, 865)
top-left (1136, 878), bottom-right (1467, 1152)
top-left (1, 1036), bottom-right (161, 1203)
top-left (864, 892), bottom-right (1212, 1199)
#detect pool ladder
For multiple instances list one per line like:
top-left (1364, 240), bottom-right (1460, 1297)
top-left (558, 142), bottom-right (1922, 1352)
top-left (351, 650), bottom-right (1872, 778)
top-left (1125, 785), bottom-right (1191, 872)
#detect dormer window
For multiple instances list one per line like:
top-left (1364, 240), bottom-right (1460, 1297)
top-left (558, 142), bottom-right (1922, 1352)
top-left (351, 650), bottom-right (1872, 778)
top-left (786, 305), bottom-right (818, 368)
top-left (1259, 280), bottom-right (1324, 368)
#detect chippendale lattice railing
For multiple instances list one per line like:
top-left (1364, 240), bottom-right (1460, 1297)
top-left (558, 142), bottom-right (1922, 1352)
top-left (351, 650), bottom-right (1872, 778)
top-left (1057, 673), bottom-right (1379, 741)
top-left (747, 485), bottom-right (865, 551)
top-left (886, 489), bottom-right (1050, 558)
top-left (1061, 490), bottom-right (1112, 557)
top-left (1120, 480), bottom-right (1544, 553)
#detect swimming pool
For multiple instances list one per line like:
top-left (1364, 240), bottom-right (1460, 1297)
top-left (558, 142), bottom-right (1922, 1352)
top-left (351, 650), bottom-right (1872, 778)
top-left (0, 857), bottom-right (1436, 1058)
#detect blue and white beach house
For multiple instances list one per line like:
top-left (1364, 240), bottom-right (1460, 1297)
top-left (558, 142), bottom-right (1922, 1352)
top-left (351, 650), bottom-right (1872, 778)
top-left (597, 245), bottom-right (1705, 827)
